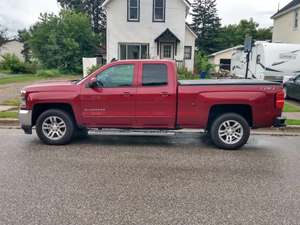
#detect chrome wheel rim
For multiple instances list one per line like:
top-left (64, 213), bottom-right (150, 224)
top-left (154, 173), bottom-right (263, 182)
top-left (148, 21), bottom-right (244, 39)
top-left (42, 116), bottom-right (67, 140)
top-left (218, 120), bottom-right (244, 145)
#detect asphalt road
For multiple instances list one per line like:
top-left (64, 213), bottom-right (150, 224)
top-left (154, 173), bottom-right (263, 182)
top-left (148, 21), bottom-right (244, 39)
top-left (0, 129), bottom-right (299, 225)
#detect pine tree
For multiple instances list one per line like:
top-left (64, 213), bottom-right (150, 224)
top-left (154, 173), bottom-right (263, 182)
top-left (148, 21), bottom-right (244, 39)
top-left (191, 0), bottom-right (221, 54)
top-left (57, 0), bottom-right (106, 35)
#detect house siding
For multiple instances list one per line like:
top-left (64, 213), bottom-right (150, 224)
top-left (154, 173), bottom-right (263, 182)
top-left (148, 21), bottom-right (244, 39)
top-left (273, 8), bottom-right (300, 43)
top-left (106, 0), bottom-right (195, 71)
top-left (0, 41), bottom-right (24, 61)
top-left (184, 26), bottom-right (195, 71)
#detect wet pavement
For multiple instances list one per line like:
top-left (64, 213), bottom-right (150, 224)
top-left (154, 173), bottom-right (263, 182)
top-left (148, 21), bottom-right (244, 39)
top-left (0, 129), bottom-right (299, 225)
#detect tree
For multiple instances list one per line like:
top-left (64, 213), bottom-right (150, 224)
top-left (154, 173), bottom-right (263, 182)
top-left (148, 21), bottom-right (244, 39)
top-left (18, 29), bottom-right (32, 62)
top-left (191, 0), bottom-right (221, 54)
top-left (57, 0), bottom-right (106, 36)
top-left (0, 25), bottom-right (8, 46)
top-left (215, 19), bottom-right (273, 51)
top-left (24, 10), bottom-right (101, 73)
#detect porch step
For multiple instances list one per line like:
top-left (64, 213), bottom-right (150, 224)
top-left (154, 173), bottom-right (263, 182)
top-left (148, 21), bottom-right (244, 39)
top-left (88, 128), bottom-right (176, 136)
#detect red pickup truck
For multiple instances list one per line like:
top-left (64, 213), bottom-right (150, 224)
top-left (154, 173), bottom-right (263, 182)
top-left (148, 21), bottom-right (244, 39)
top-left (19, 60), bottom-right (285, 150)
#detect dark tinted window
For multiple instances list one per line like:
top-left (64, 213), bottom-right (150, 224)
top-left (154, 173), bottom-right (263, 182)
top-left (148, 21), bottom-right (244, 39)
top-left (142, 64), bottom-right (168, 86)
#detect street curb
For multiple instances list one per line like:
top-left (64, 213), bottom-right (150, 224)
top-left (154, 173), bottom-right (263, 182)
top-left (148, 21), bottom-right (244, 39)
top-left (1, 119), bottom-right (300, 136)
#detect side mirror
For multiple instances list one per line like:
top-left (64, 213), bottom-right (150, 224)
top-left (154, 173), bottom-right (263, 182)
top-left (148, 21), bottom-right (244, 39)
top-left (87, 77), bottom-right (99, 88)
top-left (289, 77), bottom-right (296, 82)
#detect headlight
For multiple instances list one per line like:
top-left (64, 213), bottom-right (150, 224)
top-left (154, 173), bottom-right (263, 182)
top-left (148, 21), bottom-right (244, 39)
top-left (20, 90), bottom-right (27, 109)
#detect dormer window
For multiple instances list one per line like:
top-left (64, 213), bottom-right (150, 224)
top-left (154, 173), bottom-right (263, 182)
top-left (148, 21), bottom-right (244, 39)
top-left (128, 0), bottom-right (140, 22)
top-left (153, 0), bottom-right (166, 22)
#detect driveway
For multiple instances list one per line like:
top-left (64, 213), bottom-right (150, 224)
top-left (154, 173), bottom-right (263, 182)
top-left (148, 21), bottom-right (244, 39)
top-left (0, 129), bottom-right (299, 225)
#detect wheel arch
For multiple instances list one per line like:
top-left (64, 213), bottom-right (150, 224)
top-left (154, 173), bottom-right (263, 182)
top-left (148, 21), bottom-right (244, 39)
top-left (32, 103), bottom-right (77, 127)
top-left (207, 104), bottom-right (253, 130)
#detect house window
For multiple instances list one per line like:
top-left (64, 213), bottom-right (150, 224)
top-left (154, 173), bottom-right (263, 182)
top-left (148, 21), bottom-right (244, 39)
top-left (142, 64), bottom-right (168, 86)
top-left (184, 46), bottom-right (192, 60)
top-left (128, 0), bottom-right (140, 22)
top-left (119, 43), bottom-right (149, 59)
top-left (294, 10), bottom-right (299, 29)
top-left (153, 0), bottom-right (166, 22)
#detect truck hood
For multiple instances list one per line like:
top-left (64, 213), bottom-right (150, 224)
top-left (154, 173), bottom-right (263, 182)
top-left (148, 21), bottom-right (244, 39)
top-left (23, 80), bottom-right (79, 93)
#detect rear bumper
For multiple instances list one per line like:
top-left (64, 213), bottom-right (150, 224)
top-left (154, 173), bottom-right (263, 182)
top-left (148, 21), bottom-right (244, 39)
top-left (273, 116), bottom-right (286, 128)
top-left (19, 110), bottom-right (32, 134)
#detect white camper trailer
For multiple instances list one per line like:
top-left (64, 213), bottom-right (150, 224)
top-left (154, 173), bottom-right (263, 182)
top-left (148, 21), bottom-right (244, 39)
top-left (231, 42), bottom-right (300, 83)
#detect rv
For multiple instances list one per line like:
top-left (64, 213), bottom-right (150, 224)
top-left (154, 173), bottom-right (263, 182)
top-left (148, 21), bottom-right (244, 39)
top-left (231, 42), bottom-right (300, 83)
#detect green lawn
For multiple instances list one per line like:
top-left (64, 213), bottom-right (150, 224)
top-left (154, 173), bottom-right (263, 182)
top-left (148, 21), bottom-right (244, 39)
top-left (0, 111), bottom-right (18, 119)
top-left (0, 74), bottom-right (81, 85)
top-left (286, 119), bottom-right (300, 126)
top-left (2, 98), bottom-right (21, 106)
top-left (284, 102), bottom-right (300, 112)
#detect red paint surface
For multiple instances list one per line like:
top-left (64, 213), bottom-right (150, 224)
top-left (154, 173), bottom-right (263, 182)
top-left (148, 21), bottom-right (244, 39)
top-left (22, 60), bottom-right (283, 129)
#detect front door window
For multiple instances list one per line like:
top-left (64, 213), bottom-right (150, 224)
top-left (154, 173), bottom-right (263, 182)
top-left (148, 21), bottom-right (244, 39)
top-left (160, 43), bottom-right (174, 59)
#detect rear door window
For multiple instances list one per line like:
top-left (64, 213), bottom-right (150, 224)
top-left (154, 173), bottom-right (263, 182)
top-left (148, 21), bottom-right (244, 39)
top-left (142, 64), bottom-right (168, 86)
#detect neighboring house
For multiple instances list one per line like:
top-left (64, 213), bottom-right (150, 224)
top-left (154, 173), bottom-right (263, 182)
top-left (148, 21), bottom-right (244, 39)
top-left (209, 45), bottom-right (243, 72)
top-left (0, 40), bottom-right (24, 61)
top-left (102, 0), bottom-right (197, 71)
top-left (272, 0), bottom-right (300, 43)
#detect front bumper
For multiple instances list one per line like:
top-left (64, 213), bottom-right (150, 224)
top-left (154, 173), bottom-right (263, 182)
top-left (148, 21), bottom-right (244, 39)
top-left (273, 116), bottom-right (286, 128)
top-left (19, 110), bottom-right (32, 134)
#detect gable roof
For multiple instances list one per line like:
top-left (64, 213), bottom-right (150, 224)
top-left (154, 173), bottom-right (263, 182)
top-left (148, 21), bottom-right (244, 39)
top-left (271, 0), bottom-right (300, 19)
top-left (185, 23), bottom-right (197, 38)
top-left (102, 0), bottom-right (191, 8)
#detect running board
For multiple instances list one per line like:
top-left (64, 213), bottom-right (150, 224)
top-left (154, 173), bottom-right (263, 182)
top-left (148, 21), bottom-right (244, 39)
top-left (88, 128), bottom-right (176, 136)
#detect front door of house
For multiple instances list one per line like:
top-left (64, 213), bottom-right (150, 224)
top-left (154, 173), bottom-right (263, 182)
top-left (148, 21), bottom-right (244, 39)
top-left (160, 43), bottom-right (174, 59)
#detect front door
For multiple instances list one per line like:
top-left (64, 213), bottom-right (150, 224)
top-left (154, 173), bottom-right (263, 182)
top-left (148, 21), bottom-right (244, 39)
top-left (135, 62), bottom-right (177, 128)
top-left (160, 43), bottom-right (174, 59)
top-left (80, 63), bottom-right (137, 127)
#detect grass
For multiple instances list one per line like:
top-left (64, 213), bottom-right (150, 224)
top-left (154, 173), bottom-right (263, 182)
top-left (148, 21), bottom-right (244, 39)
top-left (0, 111), bottom-right (18, 119)
top-left (284, 102), bottom-right (300, 112)
top-left (2, 98), bottom-right (21, 106)
top-left (0, 74), bottom-right (81, 85)
top-left (286, 119), bottom-right (300, 126)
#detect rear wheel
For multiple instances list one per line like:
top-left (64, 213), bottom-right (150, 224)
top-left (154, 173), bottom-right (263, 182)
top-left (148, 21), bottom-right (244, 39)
top-left (36, 109), bottom-right (75, 145)
top-left (209, 113), bottom-right (250, 150)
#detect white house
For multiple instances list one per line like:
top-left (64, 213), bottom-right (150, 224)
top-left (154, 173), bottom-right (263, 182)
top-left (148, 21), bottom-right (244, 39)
top-left (272, 0), bottom-right (300, 43)
top-left (102, 0), bottom-right (197, 71)
top-left (0, 40), bottom-right (24, 61)
top-left (209, 45), bottom-right (243, 72)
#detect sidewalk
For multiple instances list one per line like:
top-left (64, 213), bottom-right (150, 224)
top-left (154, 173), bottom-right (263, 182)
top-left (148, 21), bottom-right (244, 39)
top-left (0, 105), bottom-right (16, 112)
top-left (283, 112), bottom-right (300, 120)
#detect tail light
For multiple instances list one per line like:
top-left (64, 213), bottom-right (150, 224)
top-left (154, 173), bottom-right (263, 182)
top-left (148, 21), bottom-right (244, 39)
top-left (275, 90), bottom-right (285, 110)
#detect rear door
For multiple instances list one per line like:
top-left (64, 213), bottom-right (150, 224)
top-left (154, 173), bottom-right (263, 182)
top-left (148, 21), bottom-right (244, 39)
top-left (135, 62), bottom-right (177, 128)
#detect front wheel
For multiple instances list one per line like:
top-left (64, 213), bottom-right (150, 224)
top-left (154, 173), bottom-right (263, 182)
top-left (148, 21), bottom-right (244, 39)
top-left (36, 109), bottom-right (75, 145)
top-left (209, 113), bottom-right (250, 150)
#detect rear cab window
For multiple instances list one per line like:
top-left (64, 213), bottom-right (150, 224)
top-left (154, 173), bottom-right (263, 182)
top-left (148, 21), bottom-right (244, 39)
top-left (142, 64), bottom-right (168, 86)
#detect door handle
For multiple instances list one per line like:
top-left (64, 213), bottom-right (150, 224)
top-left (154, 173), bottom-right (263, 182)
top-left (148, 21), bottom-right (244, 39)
top-left (123, 92), bottom-right (132, 97)
top-left (161, 92), bottom-right (170, 97)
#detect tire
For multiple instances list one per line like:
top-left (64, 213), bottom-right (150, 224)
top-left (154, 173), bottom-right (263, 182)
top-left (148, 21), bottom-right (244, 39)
top-left (209, 113), bottom-right (250, 150)
top-left (36, 109), bottom-right (75, 145)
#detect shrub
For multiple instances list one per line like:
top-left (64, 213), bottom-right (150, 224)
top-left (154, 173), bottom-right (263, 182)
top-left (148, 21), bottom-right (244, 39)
top-left (87, 64), bottom-right (101, 75)
top-left (36, 69), bottom-right (61, 78)
top-left (177, 66), bottom-right (197, 80)
top-left (194, 51), bottom-right (215, 74)
top-left (0, 53), bottom-right (38, 74)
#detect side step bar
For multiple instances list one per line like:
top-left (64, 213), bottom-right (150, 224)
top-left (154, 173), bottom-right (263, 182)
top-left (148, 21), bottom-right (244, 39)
top-left (88, 128), bottom-right (176, 136)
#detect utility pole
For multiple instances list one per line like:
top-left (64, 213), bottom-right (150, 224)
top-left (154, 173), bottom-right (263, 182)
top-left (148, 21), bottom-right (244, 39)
top-left (244, 35), bottom-right (253, 79)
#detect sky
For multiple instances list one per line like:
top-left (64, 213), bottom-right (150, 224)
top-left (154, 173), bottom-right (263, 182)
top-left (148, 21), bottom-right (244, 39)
top-left (0, 0), bottom-right (293, 37)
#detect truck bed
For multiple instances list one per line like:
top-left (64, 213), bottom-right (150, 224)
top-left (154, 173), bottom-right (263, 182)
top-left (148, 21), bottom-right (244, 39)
top-left (178, 79), bottom-right (281, 86)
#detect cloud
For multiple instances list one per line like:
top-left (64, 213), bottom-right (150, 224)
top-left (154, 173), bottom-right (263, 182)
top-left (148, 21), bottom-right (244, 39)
top-left (0, 0), bottom-right (60, 36)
